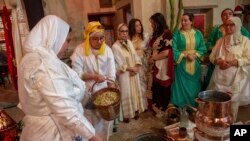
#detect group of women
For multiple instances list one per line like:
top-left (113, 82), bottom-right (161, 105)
top-left (17, 7), bottom-right (250, 141)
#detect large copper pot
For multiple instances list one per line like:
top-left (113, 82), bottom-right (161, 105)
top-left (195, 90), bottom-right (233, 137)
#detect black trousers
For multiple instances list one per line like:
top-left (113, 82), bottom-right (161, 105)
top-left (152, 80), bottom-right (171, 111)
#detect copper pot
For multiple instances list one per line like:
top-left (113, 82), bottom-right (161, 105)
top-left (194, 90), bottom-right (234, 137)
top-left (194, 127), bottom-right (230, 141)
top-left (196, 90), bottom-right (232, 118)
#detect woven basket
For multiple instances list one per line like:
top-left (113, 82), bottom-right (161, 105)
top-left (91, 79), bottom-right (121, 121)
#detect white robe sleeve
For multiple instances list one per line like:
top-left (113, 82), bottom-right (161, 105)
top-left (237, 38), bottom-right (250, 67)
top-left (106, 47), bottom-right (116, 81)
top-left (71, 45), bottom-right (85, 78)
top-left (33, 65), bottom-right (95, 139)
top-left (209, 39), bottom-right (222, 64)
top-left (112, 42), bottom-right (128, 72)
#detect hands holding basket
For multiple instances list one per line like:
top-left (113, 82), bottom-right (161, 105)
top-left (93, 74), bottom-right (106, 83)
top-left (92, 74), bottom-right (115, 88)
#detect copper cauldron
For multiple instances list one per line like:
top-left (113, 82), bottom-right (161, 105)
top-left (194, 90), bottom-right (234, 137)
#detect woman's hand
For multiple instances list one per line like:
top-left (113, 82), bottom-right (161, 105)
top-left (215, 58), bottom-right (231, 70)
top-left (94, 74), bottom-right (106, 83)
top-left (217, 60), bottom-right (231, 70)
top-left (186, 54), bottom-right (196, 62)
top-left (107, 82), bottom-right (115, 88)
top-left (131, 66), bottom-right (139, 73)
top-left (127, 67), bottom-right (139, 76)
top-left (89, 135), bottom-right (103, 141)
top-left (219, 61), bottom-right (231, 70)
top-left (227, 59), bottom-right (238, 67)
top-left (148, 56), bottom-right (155, 64)
top-left (214, 58), bottom-right (224, 65)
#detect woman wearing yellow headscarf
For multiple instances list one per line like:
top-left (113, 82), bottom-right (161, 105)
top-left (71, 21), bottom-right (116, 141)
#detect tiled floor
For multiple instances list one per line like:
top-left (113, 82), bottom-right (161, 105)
top-left (1, 83), bottom-right (250, 141)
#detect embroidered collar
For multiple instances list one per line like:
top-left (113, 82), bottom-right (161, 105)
top-left (120, 40), bottom-right (128, 47)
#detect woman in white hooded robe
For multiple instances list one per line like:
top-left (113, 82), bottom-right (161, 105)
top-left (18, 15), bottom-right (102, 141)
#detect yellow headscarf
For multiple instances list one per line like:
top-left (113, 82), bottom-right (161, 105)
top-left (84, 21), bottom-right (105, 56)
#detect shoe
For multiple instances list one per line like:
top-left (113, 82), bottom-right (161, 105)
top-left (123, 118), bottom-right (130, 123)
top-left (113, 127), bottom-right (117, 132)
top-left (134, 111), bottom-right (139, 120)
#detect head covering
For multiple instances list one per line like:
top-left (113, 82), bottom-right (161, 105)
top-left (117, 23), bottom-right (126, 40)
top-left (117, 23), bottom-right (129, 47)
top-left (234, 5), bottom-right (244, 15)
top-left (228, 16), bottom-right (243, 45)
top-left (83, 21), bottom-right (105, 56)
top-left (24, 15), bottom-right (69, 59)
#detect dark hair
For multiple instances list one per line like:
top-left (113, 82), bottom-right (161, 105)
top-left (221, 8), bottom-right (233, 17)
top-left (128, 18), bottom-right (144, 40)
top-left (150, 13), bottom-right (168, 37)
top-left (183, 13), bottom-right (194, 22)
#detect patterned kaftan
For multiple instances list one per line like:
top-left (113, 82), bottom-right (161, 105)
top-left (112, 40), bottom-right (147, 118)
top-left (149, 29), bottom-right (174, 111)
